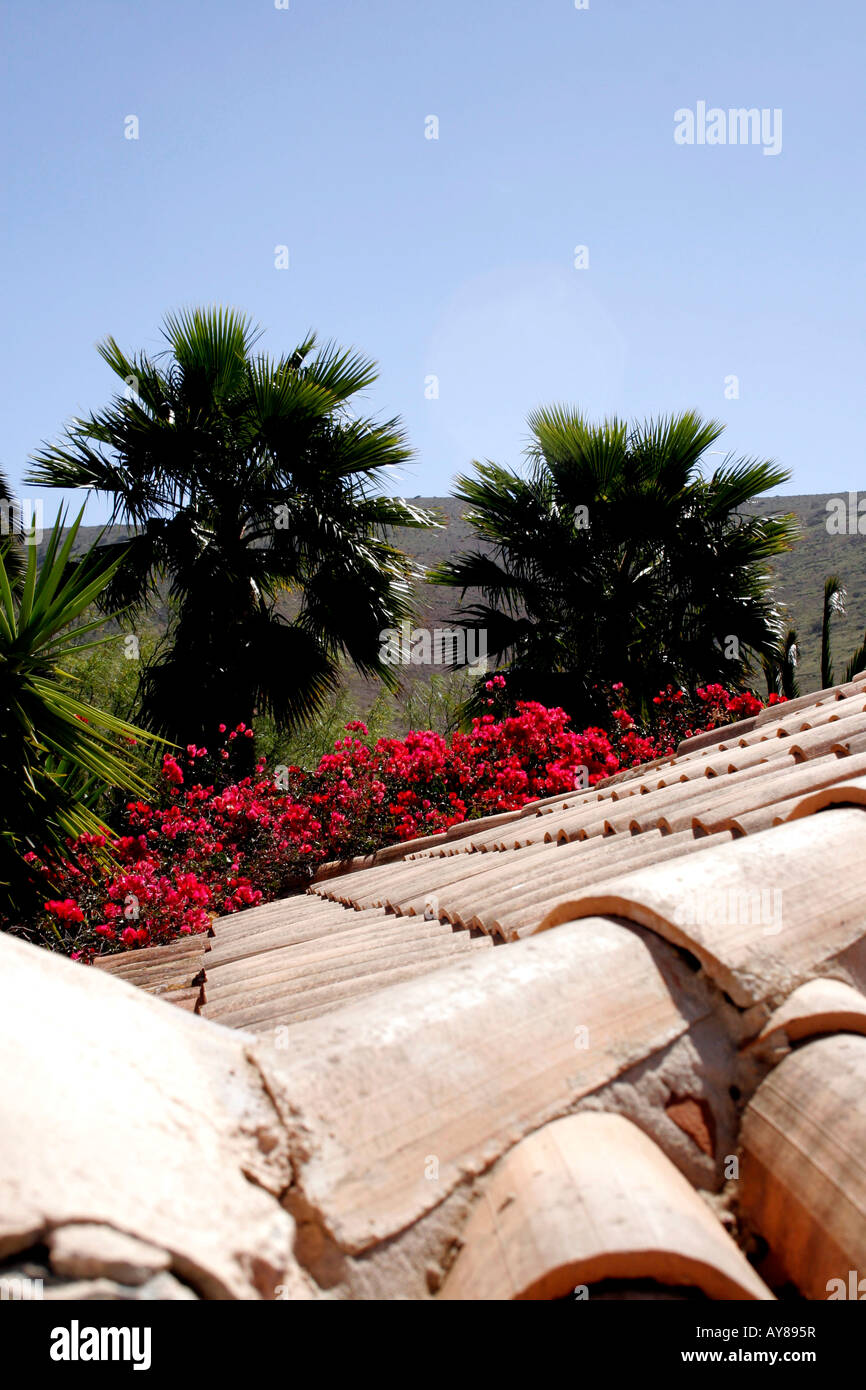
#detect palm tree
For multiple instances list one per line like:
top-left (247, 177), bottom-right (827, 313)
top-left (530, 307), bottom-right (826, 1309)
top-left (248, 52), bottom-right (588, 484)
top-left (817, 576), bottom-right (866, 687)
top-left (845, 631), bottom-right (866, 684)
top-left (431, 410), bottom-right (797, 726)
top-left (0, 508), bottom-right (159, 918)
top-left (820, 575), bottom-right (846, 689)
top-left (27, 308), bottom-right (434, 762)
top-left (763, 627), bottom-right (800, 699)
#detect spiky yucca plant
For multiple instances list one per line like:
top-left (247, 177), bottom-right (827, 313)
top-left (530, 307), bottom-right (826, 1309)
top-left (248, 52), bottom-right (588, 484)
top-left (0, 508), bottom-right (159, 917)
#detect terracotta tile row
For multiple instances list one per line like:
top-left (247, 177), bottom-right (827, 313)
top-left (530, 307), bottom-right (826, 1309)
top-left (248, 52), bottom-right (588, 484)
top-left (531, 807), bottom-right (866, 1007)
top-left (312, 749), bottom-right (866, 950)
top-left (93, 935), bottom-right (208, 1011)
top-left (199, 896), bottom-right (494, 1030)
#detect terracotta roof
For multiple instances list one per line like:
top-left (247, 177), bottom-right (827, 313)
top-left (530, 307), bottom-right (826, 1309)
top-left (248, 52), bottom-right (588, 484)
top-left (94, 934), bottom-right (207, 1011)
top-left (3, 673), bottom-right (866, 1301)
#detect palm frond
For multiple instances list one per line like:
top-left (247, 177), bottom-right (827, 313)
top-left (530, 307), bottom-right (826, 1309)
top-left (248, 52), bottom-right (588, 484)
top-left (844, 631), bottom-right (866, 684)
top-left (821, 574), bottom-right (847, 688)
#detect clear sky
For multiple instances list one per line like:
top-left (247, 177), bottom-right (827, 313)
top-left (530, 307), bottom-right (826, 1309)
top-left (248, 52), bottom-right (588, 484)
top-left (3, 0), bottom-right (864, 522)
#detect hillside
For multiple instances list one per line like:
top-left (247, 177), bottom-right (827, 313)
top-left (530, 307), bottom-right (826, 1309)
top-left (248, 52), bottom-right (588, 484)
top-left (746, 494), bottom-right (866, 690)
top-left (393, 493), bottom-right (866, 695)
top-left (41, 491), bottom-right (866, 705)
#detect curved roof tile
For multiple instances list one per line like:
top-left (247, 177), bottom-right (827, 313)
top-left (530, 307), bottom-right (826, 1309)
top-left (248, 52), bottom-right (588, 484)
top-left (439, 1113), bottom-right (773, 1301)
top-left (739, 1033), bottom-right (866, 1299)
top-left (743, 978), bottom-right (866, 1054)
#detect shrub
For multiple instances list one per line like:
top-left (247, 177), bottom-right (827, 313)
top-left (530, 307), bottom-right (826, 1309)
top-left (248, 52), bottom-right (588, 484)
top-left (5, 681), bottom-right (780, 959)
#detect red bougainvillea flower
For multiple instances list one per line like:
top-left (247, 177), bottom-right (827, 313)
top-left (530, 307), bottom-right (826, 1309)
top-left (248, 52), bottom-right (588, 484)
top-left (161, 754), bottom-right (184, 786)
top-left (45, 898), bottom-right (85, 924)
top-left (23, 682), bottom-right (774, 962)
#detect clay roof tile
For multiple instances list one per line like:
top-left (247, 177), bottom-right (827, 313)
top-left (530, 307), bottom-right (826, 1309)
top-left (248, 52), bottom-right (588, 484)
top-left (439, 1113), bottom-right (773, 1301)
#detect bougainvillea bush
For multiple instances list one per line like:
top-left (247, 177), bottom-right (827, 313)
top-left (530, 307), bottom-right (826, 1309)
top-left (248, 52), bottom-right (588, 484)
top-left (604, 681), bottom-right (784, 765)
top-left (10, 680), bottom-right (782, 960)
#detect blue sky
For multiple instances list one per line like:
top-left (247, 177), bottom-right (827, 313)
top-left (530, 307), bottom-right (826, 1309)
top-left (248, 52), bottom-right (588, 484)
top-left (3, 0), bottom-right (864, 522)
